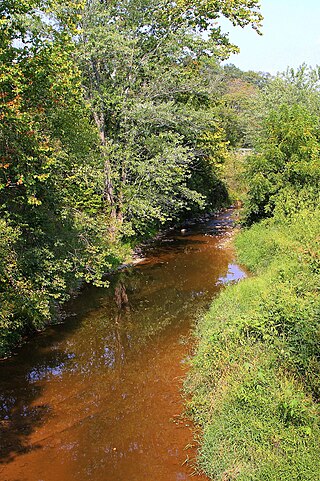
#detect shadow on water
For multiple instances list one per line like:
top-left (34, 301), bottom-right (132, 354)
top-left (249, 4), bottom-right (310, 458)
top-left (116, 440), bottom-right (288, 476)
top-left (0, 271), bottom-right (139, 458)
top-left (0, 266), bottom-right (179, 466)
top-left (0, 209), bottom-right (246, 481)
top-left (0, 320), bottom-right (84, 464)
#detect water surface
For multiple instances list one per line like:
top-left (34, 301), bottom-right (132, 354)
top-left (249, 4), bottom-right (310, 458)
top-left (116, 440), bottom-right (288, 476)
top-left (0, 209), bottom-right (246, 481)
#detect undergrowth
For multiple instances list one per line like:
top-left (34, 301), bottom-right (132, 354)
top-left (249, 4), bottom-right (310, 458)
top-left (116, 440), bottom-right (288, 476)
top-left (186, 200), bottom-right (320, 480)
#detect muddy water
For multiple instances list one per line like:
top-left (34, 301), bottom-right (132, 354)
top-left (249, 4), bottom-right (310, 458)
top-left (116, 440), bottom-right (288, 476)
top-left (0, 209), bottom-right (245, 481)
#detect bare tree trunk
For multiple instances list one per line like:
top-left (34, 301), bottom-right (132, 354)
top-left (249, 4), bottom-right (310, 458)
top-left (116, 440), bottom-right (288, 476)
top-left (92, 110), bottom-right (117, 221)
top-left (87, 54), bottom-right (117, 222)
top-left (116, 162), bottom-right (126, 224)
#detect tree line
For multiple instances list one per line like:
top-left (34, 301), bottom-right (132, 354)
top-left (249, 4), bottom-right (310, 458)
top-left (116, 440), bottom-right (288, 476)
top-left (0, 0), bottom-right (263, 354)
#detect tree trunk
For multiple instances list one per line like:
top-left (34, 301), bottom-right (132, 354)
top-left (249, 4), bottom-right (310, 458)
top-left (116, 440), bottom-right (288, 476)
top-left (116, 161), bottom-right (126, 224)
top-left (92, 110), bottom-right (117, 221)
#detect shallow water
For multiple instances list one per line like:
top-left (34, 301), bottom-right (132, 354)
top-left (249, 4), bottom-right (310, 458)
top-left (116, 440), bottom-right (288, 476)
top-left (0, 209), bottom-right (246, 481)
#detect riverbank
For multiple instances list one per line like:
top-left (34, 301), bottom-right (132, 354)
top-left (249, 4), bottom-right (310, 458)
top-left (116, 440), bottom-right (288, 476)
top-left (0, 205), bottom-right (232, 360)
top-left (186, 204), bottom-right (320, 480)
top-left (0, 209), bottom-right (242, 481)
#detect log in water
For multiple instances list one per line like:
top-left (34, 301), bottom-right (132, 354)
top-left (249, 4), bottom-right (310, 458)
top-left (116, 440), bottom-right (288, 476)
top-left (0, 209), bottom-right (246, 481)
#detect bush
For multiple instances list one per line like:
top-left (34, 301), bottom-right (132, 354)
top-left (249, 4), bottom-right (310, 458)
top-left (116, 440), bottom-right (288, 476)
top-left (244, 104), bottom-right (320, 224)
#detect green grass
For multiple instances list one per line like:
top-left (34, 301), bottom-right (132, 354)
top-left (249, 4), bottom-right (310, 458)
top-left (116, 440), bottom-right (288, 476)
top-left (186, 202), bottom-right (320, 480)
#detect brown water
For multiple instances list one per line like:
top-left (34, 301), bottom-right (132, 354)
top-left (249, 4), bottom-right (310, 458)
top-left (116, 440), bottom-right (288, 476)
top-left (0, 209), bottom-right (245, 481)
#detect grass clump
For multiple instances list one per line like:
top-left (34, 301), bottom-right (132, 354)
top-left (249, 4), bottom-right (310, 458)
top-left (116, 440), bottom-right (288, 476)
top-left (186, 200), bottom-right (320, 480)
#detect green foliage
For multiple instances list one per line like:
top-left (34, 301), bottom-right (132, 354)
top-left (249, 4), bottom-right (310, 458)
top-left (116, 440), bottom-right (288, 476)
top-left (244, 104), bottom-right (320, 223)
top-left (186, 61), bottom-right (320, 475)
top-left (77, 0), bottom-right (262, 232)
top-left (0, 0), bottom-right (123, 355)
top-left (0, 0), bottom-right (263, 354)
top-left (259, 65), bottom-right (320, 117)
top-left (186, 66), bottom-right (320, 477)
top-left (186, 199), bottom-right (320, 479)
top-left (221, 149), bottom-right (249, 202)
top-left (217, 65), bottom-right (270, 148)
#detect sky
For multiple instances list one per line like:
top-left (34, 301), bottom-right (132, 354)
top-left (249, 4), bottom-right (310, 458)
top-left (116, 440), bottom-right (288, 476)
top-left (218, 0), bottom-right (320, 75)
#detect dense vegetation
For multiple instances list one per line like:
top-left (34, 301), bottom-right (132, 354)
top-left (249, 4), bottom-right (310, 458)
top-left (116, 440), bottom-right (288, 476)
top-left (2, 1), bottom-right (320, 477)
top-left (186, 66), bottom-right (320, 479)
top-left (0, 0), bottom-right (262, 355)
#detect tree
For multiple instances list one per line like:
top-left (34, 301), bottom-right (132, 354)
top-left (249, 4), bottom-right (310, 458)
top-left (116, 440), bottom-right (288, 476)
top-left (77, 0), bottom-right (262, 233)
top-left (244, 104), bottom-right (320, 223)
top-left (0, 0), bottom-right (119, 353)
top-left (0, 0), bottom-right (263, 353)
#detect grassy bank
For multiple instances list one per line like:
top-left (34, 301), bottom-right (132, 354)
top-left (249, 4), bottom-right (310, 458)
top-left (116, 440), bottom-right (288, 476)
top-left (186, 200), bottom-right (320, 480)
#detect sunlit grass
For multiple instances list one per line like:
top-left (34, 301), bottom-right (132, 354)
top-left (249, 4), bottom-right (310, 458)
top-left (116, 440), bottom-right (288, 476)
top-left (186, 203), bottom-right (320, 480)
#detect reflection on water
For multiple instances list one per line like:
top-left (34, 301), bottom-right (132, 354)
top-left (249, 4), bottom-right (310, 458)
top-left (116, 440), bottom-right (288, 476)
top-left (217, 263), bottom-right (247, 285)
top-left (0, 209), bottom-right (246, 481)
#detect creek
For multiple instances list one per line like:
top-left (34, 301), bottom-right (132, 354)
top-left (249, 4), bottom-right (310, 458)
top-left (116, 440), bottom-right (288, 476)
top-left (0, 208), bottom-right (246, 481)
